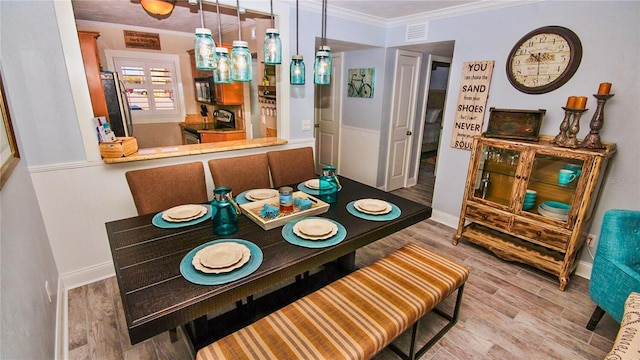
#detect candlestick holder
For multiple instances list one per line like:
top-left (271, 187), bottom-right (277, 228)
top-left (550, 107), bottom-right (573, 146)
top-left (563, 108), bottom-right (588, 148)
top-left (581, 94), bottom-right (614, 149)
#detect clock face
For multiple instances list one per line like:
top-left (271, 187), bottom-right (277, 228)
top-left (507, 26), bottom-right (582, 94)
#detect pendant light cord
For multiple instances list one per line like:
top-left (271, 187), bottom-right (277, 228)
top-left (270, 0), bottom-right (275, 29)
top-left (216, 0), bottom-right (222, 43)
top-left (199, 0), bottom-right (205, 28)
top-left (295, 0), bottom-right (299, 55)
top-left (236, 0), bottom-right (242, 40)
top-left (321, 0), bottom-right (327, 46)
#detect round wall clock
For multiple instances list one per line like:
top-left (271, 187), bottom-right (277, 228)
top-left (506, 25), bottom-right (582, 94)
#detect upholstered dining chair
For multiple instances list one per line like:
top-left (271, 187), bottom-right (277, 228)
top-left (207, 153), bottom-right (271, 195)
top-left (266, 147), bottom-right (317, 188)
top-left (125, 162), bottom-right (209, 215)
top-left (586, 209), bottom-right (640, 330)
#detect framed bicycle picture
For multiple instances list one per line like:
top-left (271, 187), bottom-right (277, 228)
top-left (347, 68), bottom-right (375, 98)
top-left (0, 70), bottom-right (20, 190)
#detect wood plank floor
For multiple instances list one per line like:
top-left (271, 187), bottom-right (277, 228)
top-left (68, 158), bottom-right (618, 359)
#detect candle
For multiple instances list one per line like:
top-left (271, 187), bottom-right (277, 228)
top-left (566, 96), bottom-right (577, 108)
top-left (597, 82), bottom-right (612, 95)
top-left (576, 96), bottom-right (588, 109)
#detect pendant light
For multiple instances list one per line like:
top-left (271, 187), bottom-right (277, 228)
top-left (263, 0), bottom-right (282, 65)
top-left (314, 0), bottom-right (331, 85)
top-left (194, 0), bottom-right (216, 71)
top-left (231, 0), bottom-right (252, 82)
top-left (140, 0), bottom-right (176, 16)
top-left (214, 0), bottom-right (231, 84)
top-left (290, 0), bottom-right (305, 84)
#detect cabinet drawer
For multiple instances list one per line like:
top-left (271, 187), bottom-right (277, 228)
top-left (465, 203), bottom-right (510, 231)
top-left (512, 219), bottom-right (570, 252)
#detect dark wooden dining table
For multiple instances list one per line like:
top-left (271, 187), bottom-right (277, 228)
top-left (105, 176), bottom-right (431, 347)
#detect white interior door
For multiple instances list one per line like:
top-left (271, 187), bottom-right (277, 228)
top-left (315, 54), bottom-right (342, 174)
top-left (386, 50), bottom-right (422, 191)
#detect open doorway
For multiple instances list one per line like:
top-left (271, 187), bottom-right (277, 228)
top-left (421, 58), bottom-right (451, 177)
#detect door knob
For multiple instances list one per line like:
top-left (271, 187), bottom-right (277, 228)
top-left (314, 124), bottom-right (320, 128)
top-left (406, 131), bottom-right (412, 136)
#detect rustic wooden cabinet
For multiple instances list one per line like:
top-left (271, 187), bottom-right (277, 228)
top-left (187, 44), bottom-right (244, 105)
top-left (453, 135), bottom-right (616, 290)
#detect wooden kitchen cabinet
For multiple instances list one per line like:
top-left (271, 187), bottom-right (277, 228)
top-left (453, 135), bottom-right (616, 290)
top-left (187, 44), bottom-right (244, 105)
top-left (78, 31), bottom-right (108, 121)
top-left (200, 131), bottom-right (246, 143)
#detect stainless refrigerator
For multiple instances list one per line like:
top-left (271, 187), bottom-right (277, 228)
top-left (101, 71), bottom-right (133, 137)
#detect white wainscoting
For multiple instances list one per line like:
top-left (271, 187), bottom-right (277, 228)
top-left (339, 126), bottom-right (380, 187)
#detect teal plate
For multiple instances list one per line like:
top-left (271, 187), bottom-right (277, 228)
top-left (281, 217), bottom-right (347, 248)
top-left (347, 201), bottom-right (401, 221)
top-left (152, 205), bottom-right (213, 229)
top-left (296, 182), bottom-right (342, 196)
top-left (180, 239), bottom-right (263, 286)
top-left (235, 190), bottom-right (251, 205)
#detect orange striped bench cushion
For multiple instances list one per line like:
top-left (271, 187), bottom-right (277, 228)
top-left (196, 242), bottom-right (469, 360)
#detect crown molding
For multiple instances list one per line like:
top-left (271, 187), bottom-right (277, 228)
top-left (296, 0), bottom-right (545, 28)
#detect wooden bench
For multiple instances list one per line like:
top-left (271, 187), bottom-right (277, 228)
top-left (196, 243), bottom-right (469, 360)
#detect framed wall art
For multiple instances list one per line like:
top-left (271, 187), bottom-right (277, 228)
top-left (0, 71), bottom-right (20, 190)
top-left (347, 68), bottom-right (374, 98)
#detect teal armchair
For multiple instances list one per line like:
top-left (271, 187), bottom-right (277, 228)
top-left (586, 209), bottom-right (640, 330)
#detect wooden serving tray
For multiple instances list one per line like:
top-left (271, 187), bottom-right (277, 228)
top-left (240, 191), bottom-right (329, 230)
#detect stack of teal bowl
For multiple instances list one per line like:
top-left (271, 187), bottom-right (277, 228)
top-left (523, 190), bottom-right (536, 210)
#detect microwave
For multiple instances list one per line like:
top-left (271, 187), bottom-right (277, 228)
top-left (194, 77), bottom-right (215, 103)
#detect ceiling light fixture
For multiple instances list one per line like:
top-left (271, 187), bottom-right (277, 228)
top-left (263, 0), bottom-right (282, 65)
top-left (214, 0), bottom-right (232, 84)
top-left (231, 0), bottom-right (252, 82)
top-left (194, 0), bottom-right (216, 71)
top-left (140, 0), bottom-right (176, 16)
top-left (290, 0), bottom-right (304, 85)
top-left (314, 0), bottom-right (331, 85)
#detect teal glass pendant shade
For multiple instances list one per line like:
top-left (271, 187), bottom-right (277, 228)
top-left (214, 47), bottom-right (232, 84)
top-left (263, 29), bottom-right (282, 65)
top-left (231, 41), bottom-right (252, 82)
top-left (290, 55), bottom-right (305, 85)
top-left (194, 28), bottom-right (216, 71)
top-left (314, 51), bottom-right (331, 85)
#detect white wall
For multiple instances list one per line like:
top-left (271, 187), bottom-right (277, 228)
top-left (387, 1), bottom-right (640, 254)
top-left (0, 2), bottom-right (61, 358)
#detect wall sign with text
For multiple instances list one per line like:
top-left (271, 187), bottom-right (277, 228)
top-left (450, 60), bottom-right (494, 150)
top-left (124, 30), bottom-right (161, 50)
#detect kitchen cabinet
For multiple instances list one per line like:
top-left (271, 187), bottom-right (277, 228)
top-left (453, 135), bottom-right (616, 290)
top-left (78, 31), bottom-right (108, 121)
top-left (187, 44), bottom-right (244, 105)
top-left (200, 131), bottom-right (245, 143)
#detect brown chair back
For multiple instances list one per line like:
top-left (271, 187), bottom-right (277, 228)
top-left (208, 154), bottom-right (271, 195)
top-left (267, 147), bottom-right (317, 188)
top-left (125, 162), bottom-right (209, 215)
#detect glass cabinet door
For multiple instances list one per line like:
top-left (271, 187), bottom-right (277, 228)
top-left (473, 145), bottom-right (522, 207)
top-left (522, 153), bottom-right (585, 220)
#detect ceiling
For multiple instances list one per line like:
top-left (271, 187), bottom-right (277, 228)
top-left (71, 0), bottom-right (478, 56)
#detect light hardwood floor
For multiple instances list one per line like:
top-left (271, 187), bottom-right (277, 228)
top-left (68, 159), bottom-right (618, 359)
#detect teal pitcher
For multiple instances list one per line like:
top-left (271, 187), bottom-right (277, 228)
top-left (211, 187), bottom-right (240, 236)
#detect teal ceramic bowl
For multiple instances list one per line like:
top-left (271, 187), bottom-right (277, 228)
top-left (541, 201), bottom-right (571, 215)
top-left (522, 203), bottom-right (534, 210)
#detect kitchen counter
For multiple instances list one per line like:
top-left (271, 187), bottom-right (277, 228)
top-left (102, 137), bottom-right (287, 164)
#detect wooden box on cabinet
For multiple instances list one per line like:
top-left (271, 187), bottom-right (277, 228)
top-left (453, 135), bottom-right (616, 290)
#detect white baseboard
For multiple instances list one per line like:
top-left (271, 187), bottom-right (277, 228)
top-left (60, 261), bottom-right (115, 290)
top-left (429, 211), bottom-right (593, 280)
top-left (55, 278), bottom-right (66, 360)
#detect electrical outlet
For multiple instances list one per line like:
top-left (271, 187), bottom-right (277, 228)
top-left (302, 121), bottom-right (311, 131)
top-left (45, 281), bottom-right (53, 304)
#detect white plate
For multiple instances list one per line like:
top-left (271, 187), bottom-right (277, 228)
top-left (294, 218), bottom-right (335, 236)
top-left (246, 189), bottom-right (279, 201)
top-left (292, 220), bottom-right (338, 240)
top-left (354, 199), bottom-right (392, 215)
top-left (304, 179), bottom-right (321, 189)
top-left (162, 204), bottom-right (207, 222)
top-left (192, 243), bottom-right (251, 274)
top-left (195, 242), bottom-right (244, 268)
top-left (538, 205), bottom-right (568, 221)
